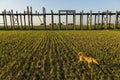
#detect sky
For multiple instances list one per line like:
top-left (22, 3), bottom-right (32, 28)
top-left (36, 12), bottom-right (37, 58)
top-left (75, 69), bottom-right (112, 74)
top-left (0, 0), bottom-right (119, 25)
top-left (0, 0), bottom-right (120, 13)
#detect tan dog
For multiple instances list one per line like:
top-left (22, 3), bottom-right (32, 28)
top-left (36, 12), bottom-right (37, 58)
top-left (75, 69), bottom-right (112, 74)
top-left (78, 52), bottom-right (99, 65)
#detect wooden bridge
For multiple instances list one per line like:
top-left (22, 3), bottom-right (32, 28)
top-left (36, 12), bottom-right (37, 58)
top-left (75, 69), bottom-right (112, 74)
top-left (0, 6), bottom-right (120, 30)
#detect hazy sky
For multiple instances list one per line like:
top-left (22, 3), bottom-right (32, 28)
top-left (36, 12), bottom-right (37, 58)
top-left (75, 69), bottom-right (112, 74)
top-left (0, 0), bottom-right (120, 13)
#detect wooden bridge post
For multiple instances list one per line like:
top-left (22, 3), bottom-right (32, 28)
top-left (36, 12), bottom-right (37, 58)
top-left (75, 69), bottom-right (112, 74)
top-left (73, 10), bottom-right (76, 30)
top-left (94, 15), bottom-right (97, 29)
top-left (80, 12), bottom-right (81, 29)
top-left (98, 11), bottom-right (100, 29)
top-left (16, 11), bottom-right (19, 29)
top-left (101, 13), bottom-right (104, 29)
top-left (114, 11), bottom-right (118, 29)
top-left (58, 11), bottom-right (61, 30)
top-left (89, 10), bottom-right (92, 30)
top-left (87, 13), bottom-right (89, 30)
top-left (30, 6), bottom-right (33, 29)
top-left (4, 9), bottom-right (7, 29)
top-left (24, 11), bottom-right (26, 29)
top-left (2, 11), bottom-right (5, 29)
top-left (43, 7), bottom-right (46, 29)
top-left (20, 13), bottom-right (23, 29)
top-left (11, 10), bottom-right (15, 29)
top-left (9, 11), bottom-right (13, 29)
top-left (80, 10), bottom-right (83, 30)
top-left (51, 10), bottom-right (54, 30)
top-left (117, 11), bottom-right (119, 29)
top-left (105, 10), bottom-right (108, 29)
top-left (109, 12), bottom-right (111, 29)
top-left (66, 11), bottom-right (68, 30)
top-left (27, 6), bottom-right (30, 29)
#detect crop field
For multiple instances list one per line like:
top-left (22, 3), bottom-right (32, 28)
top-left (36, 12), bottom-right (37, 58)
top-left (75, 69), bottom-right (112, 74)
top-left (0, 30), bottom-right (120, 80)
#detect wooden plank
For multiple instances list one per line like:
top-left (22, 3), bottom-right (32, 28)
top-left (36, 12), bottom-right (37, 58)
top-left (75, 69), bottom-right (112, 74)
top-left (51, 10), bottom-right (54, 30)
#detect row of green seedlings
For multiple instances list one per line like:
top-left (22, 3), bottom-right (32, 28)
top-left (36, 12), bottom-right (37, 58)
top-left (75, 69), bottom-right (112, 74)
top-left (0, 32), bottom-right (31, 79)
top-left (59, 31), bottom-right (114, 80)
top-left (0, 32), bottom-right (44, 79)
top-left (0, 33), bottom-right (36, 79)
top-left (13, 32), bottom-right (46, 80)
